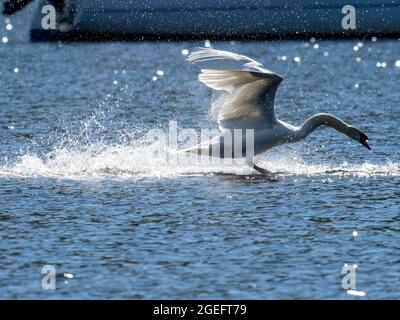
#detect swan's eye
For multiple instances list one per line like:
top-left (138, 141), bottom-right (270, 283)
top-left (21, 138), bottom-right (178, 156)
top-left (359, 133), bottom-right (371, 150)
top-left (359, 133), bottom-right (368, 141)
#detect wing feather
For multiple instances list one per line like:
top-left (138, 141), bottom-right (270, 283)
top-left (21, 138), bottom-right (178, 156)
top-left (187, 47), bottom-right (283, 128)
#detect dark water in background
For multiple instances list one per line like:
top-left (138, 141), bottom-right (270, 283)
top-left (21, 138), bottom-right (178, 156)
top-left (0, 8), bottom-right (400, 299)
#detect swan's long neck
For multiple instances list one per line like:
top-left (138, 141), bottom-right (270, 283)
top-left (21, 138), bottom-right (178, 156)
top-left (296, 113), bottom-right (350, 140)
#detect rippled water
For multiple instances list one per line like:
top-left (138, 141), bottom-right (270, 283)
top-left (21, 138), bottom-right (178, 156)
top-left (1, 13), bottom-right (400, 299)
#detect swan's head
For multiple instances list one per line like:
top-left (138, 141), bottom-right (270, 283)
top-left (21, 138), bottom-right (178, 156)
top-left (347, 127), bottom-right (371, 150)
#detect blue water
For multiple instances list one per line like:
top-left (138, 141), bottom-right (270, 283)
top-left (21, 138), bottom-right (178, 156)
top-left (1, 12), bottom-right (400, 299)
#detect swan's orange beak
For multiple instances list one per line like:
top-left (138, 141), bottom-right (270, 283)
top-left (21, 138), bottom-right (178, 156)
top-left (360, 133), bottom-right (371, 150)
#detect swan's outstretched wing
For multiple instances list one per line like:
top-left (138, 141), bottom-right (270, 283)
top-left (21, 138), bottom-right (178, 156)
top-left (187, 47), bottom-right (283, 128)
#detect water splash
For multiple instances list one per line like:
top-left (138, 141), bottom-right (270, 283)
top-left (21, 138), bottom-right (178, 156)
top-left (256, 157), bottom-right (400, 178)
top-left (1, 140), bottom-right (399, 180)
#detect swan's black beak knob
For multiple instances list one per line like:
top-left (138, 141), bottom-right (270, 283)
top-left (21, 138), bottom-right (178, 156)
top-left (359, 133), bottom-right (371, 150)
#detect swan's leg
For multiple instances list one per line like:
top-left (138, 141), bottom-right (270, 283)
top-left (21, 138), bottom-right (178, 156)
top-left (244, 158), bottom-right (277, 179)
top-left (253, 163), bottom-right (275, 175)
top-left (253, 164), bottom-right (278, 180)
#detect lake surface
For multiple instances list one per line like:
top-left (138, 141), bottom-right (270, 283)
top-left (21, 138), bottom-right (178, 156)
top-left (0, 12), bottom-right (400, 299)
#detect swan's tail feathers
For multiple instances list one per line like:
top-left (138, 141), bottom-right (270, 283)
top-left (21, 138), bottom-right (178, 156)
top-left (165, 147), bottom-right (200, 157)
top-left (179, 145), bottom-right (205, 156)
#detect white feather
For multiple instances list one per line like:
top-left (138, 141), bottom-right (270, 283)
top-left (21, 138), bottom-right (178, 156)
top-left (187, 47), bottom-right (283, 127)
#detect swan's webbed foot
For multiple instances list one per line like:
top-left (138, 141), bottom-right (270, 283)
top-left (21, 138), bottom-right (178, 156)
top-left (252, 164), bottom-right (278, 180)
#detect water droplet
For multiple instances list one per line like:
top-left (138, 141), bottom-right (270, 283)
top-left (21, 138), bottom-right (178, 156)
top-left (13, 67), bottom-right (19, 73)
top-left (4, 18), bottom-right (10, 24)
top-left (156, 70), bottom-right (164, 76)
top-left (352, 230), bottom-right (358, 237)
top-left (371, 36), bottom-right (377, 42)
top-left (113, 80), bottom-right (118, 85)
top-left (204, 40), bottom-right (211, 48)
top-left (313, 43), bottom-right (319, 49)
top-left (294, 56), bottom-right (301, 63)
top-left (381, 62), bottom-right (387, 68)
top-left (356, 57), bottom-right (362, 62)
top-left (281, 55), bottom-right (287, 61)
top-left (63, 273), bottom-right (74, 279)
top-left (376, 62), bottom-right (382, 68)
top-left (6, 23), bottom-right (12, 31)
top-left (310, 37), bottom-right (316, 43)
top-left (353, 45), bottom-right (359, 51)
top-left (354, 83), bottom-right (359, 89)
top-left (323, 51), bottom-right (329, 57)
top-left (152, 76), bottom-right (157, 81)
top-left (2, 36), bottom-right (8, 43)
top-left (181, 49), bottom-right (189, 56)
top-left (357, 41), bottom-right (364, 48)
top-left (395, 60), bottom-right (400, 68)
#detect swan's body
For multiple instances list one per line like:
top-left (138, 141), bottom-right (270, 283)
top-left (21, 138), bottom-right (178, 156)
top-left (185, 47), bottom-right (370, 173)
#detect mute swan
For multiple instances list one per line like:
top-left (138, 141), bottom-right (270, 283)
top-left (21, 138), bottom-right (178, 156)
top-left (185, 47), bottom-right (371, 174)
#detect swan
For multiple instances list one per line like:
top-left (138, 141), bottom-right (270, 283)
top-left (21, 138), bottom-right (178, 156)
top-left (184, 47), bottom-right (371, 174)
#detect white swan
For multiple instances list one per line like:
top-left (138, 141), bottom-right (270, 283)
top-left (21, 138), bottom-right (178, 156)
top-left (185, 47), bottom-right (371, 174)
